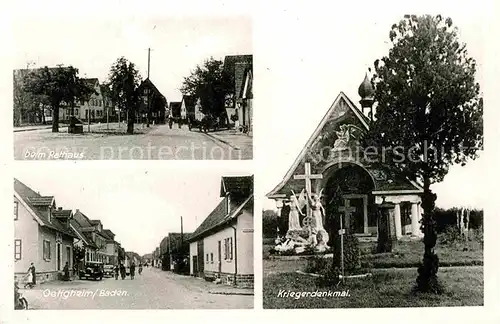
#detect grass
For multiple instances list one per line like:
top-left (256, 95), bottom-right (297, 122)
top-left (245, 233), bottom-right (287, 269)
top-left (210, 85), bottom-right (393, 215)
top-left (263, 234), bottom-right (483, 268)
top-left (263, 266), bottom-right (483, 308)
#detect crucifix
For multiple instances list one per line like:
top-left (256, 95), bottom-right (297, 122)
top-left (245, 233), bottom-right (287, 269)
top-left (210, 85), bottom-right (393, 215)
top-left (338, 199), bottom-right (356, 280)
top-left (293, 162), bottom-right (323, 216)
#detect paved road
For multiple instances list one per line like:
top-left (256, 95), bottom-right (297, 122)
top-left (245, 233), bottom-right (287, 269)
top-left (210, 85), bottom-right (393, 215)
top-left (14, 124), bottom-right (248, 160)
top-left (19, 267), bottom-right (253, 309)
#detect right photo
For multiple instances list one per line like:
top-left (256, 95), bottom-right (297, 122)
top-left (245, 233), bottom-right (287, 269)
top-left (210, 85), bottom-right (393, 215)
top-left (261, 11), bottom-right (484, 308)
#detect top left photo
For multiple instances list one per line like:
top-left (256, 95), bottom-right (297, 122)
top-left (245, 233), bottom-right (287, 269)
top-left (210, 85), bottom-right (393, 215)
top-left (13, 15), bottom-right (252, 160)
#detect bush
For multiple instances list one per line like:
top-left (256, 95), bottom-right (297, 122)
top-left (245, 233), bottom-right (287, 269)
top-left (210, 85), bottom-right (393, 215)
top-left (439, 226), bottom-right (463, 246)
top-left (262, 210), bottom-right (278, 239)
top-left (304, 256), bottom-right (329, 274)
top-left (332, 234), bottom-right (361, 274)
top-left (316, 264), bottom-right (341, 288)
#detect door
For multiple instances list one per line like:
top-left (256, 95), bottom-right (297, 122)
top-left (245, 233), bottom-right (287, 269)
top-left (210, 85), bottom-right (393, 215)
top-left (196, 240), bottom-right (204, 275)
top-left (217, 240), bottom-right (222, 275)
top-left (192, 256), bottom-right (198, 276)
top-left (348, 198), bottom-right (365, 234)
top-left (56, 243), bottom-right (62, 271)
top-left (66, 246), bottom-right (71, 268)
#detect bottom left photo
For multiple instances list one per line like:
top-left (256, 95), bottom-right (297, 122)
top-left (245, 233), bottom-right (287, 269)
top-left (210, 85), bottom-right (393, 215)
top-left (13, 165), bottom-right (254, 310)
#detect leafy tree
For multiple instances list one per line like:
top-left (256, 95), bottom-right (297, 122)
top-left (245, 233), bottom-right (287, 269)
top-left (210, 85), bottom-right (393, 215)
top-left (23, 66), bottom-right (95, 132)
top-left (180, 57), bottom-right (233, 118)
top-left (106, 57), bottom-right (142, 134)
top-left (262, 209), bottom-right (278, 238)
top-left (73, 245), bottom-right (86, 271)
top-left (366, 15), bottom-right (483, 293)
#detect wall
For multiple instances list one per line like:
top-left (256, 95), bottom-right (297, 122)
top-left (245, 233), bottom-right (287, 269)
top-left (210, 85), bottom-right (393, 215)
top-left (189, 242), bottom-right (197, 275)
top-left (14, 196), bottom-right (40, 274)
top-left (202, 226), bottom-right (236, 275)
top-left (237, 208), bottom-right (254, 275)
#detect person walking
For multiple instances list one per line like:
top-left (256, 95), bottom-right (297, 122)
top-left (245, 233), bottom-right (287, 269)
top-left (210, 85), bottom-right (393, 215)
top-left (63, 262), bottom-right (70, 281)
top-left (114, 264), bottom-right (119, 280)
top-left (130, 262), bottom-right (136, 280)
top-left (24, 263), bottom-right (36, 289)
top-left (120, 263), bottom-right (126, 280)
top-left (138, 263), bottom-right (143, 275)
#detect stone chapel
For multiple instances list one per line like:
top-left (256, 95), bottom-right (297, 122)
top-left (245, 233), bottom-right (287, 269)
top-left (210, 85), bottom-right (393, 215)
top-left (267, 74), bottom-right (425, 244)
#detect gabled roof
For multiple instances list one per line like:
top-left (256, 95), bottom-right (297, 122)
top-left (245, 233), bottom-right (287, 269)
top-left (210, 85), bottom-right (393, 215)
top-left (220, 175), bottom-right (254, 198)
top-left (169, 101), bottom-right (182, 116)
top-left (234, 61), bottom-right (252, 100)
top-left (52, 209), bottom-right (73, 218)
top-left (138, 78), bottom-right (166, 101)
top-left (70, 219), bottom-right (97, 249)
top-left (188, 193), bottom-right (253, 243)
top-left (14, 178), bottom-right (77, 238)
top-left (102, 229), bottom-right (115, 240)
top-left (82, 78), bottom-right (99, 88)
top-left (181, 95), bottom-right (197, 113)
top-left (266, 92), bottom-right (421, 197)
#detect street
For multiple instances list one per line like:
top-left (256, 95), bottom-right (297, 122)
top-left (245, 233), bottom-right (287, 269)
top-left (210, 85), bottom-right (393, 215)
top-left (14, 123), bottom-right (252, 160)
top-left (19, 267), bottom-right (253, 309)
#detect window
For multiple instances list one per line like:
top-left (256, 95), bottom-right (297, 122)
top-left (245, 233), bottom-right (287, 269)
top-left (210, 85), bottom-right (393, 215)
top-left (75, 109), bottom-right (79, 115)
top-left (229, 237), bottom-right (233, 260)
top-left (66, 246), bottom-right (71, 267)
top-left (43, 240), bottom-right (51, 260)
top-left (85, 110), bottom-right (88, 118)
top-left (206, 253), bottom-right (209, 264)
top-left (224, 238), bottom-right (227, 260)
top-left (14, 239), bottom-right (22, 260)
top-left (14, 201), bottom-right (18, 220)
top-left (210, 253), bottom-right (213, 263)
top-left (401, 202), bottom-right (412, 227)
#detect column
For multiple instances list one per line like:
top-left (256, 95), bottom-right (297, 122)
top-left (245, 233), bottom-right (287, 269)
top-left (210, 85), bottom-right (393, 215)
top-left (394, 203), bottom-right (402, 239)
top-left (363, 196), bottom-right (369, 234)
top-left (411, 202), bottom-right (420, 237)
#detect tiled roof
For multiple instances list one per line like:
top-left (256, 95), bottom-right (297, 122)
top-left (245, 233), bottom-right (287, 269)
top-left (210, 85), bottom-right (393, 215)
top-left (52, 209), bottom-right (73, 218)
top-left (182, 95), bottom-right (197, 113)
top-left (138, 78), bottom-right (167, 101)
top-left (234, 62), bottom-right (252, 100)
top-left (70, 219), bottom-right (97, 249)
top-left (14, 178), bottom-right (76, 238)
top-left (188, 194), bottom-right (253, 242)
top-left (28, 196), bottom-right (54, 206)
top-left (220, 175), bottom-right (254, 198)
top-left (169, 101), bottom-right (182, 117)
top-left (102, 229), bottom-right (115, 240)
top-left (82, 78), bottom-right (99, 87)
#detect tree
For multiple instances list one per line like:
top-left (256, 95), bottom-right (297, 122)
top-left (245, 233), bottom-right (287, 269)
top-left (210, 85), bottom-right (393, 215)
top-left (106, 57), bottom-right (142, 134)
top-left (23, 66), bottom-right (95, 132)
top-left (73, 245), bottom-right (86, 271)
top-left (366, 15), bottom-right (483, 293)
top-left (180, 57), bottom-right (233, 118)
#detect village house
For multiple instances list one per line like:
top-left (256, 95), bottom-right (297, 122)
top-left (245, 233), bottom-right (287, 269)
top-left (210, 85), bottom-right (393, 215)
top-left (14, 179), bottom-right (77, 283)
top-left (223, 55), bottom-right (253, 131)
top-left (161, 232), bottom-right (191, 273)
top-left (266, 74), bottom-right (425, 243)
top-left (71, 78), bottom-right (106, 123)
top-left (70, 214), bottom-right (98, 269)
top-left (71, 210), bottom-right (110, 263)
top-left (181, 95), bottom-right (204, 122)
top-left (188, 175), bottom-right (254, 288)
top-left (169, 102), bottom-right (182, 120)
top-left (137, 78), bottom-right (168, 125)
top-left (102, 229), bottom-right (119, 265)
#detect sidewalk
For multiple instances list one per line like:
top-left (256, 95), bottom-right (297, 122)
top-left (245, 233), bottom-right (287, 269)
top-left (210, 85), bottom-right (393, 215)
top-left (202, 129), bottom-right (253, 159)
top-left (154, 268), bottom-right (254, 296)
top-left (14, 125), bottom-right (63, 132)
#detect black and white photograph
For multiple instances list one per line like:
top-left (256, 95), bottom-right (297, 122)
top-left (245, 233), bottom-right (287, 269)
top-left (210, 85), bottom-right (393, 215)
top-left (13, 165), bottom-right (254, 309)
top-left (13, 15), bottom-right (252, 160)
top-left (260, 7), bottom-right (486, 309)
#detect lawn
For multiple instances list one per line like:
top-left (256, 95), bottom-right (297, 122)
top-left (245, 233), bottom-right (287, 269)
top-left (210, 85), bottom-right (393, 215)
top-left (264, 233), bottom-right (483, 269)
top-left (263, 266), bottom-right (483, 308)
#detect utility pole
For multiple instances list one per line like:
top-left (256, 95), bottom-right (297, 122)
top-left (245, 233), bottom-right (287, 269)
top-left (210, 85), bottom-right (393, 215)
top-left (146, 48), bottom-right (152, 127)
top-left (181, 216), bottom-right (184, 245)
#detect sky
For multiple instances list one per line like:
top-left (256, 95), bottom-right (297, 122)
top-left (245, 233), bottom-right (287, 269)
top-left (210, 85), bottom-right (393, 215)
top-left (13, 15), bottom-right (252, 102)
top-left (255, 2), bottom-right (490, 211)
top-left (14, 163), bottom-right (253, 256)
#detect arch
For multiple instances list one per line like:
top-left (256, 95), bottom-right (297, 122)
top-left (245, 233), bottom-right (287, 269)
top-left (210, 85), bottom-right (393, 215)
top-left (315, 160), bottom-right (376, 193)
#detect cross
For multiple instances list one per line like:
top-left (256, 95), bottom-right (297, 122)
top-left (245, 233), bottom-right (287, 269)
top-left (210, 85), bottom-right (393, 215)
top-left (293, 163), bottom-right (323, 195)
top-left (338, 199), bottom-right (356, 229)
top-left (338, 200), bottom-right (356, 281)
top-left (294, 162), bottom-right (323, 217)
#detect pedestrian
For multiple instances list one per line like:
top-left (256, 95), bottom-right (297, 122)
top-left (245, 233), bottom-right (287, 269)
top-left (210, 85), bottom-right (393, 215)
top-left (24, 263), bottom-right (36, 289)
top-left (138, 263), bottom-right (143, 275)
top-left (130, 262), bottom-right (136, 279)
top-left (63, 262), bottom-right (70, 281)
top-left (120, 263), bottom-right (126, 280)
top-left (114, 264), bottom-right (119, 280)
